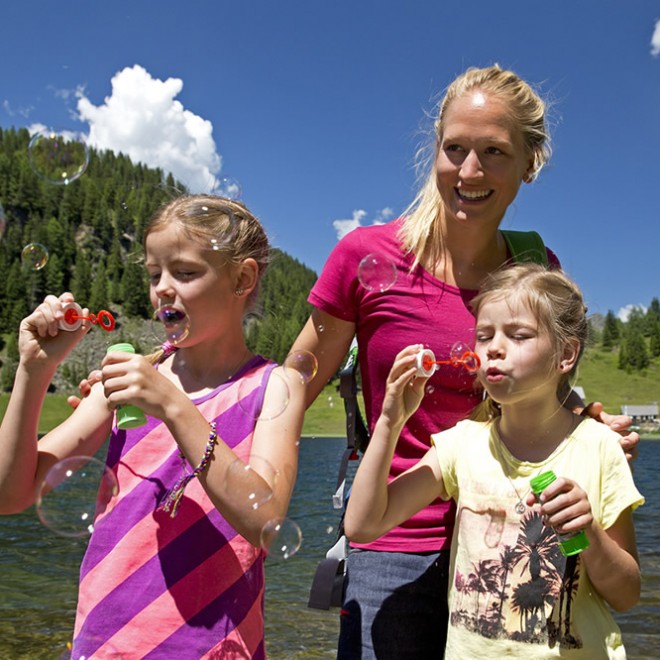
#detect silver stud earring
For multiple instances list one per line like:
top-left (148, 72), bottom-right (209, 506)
top-left (235, 287), bottom-right (244, 296)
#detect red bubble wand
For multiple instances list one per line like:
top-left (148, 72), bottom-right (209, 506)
top-left (59, 302), bottom-right (115, 332)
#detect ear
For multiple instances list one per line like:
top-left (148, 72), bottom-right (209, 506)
top-left (522, 157), bottom-right (536, 184)
top-left (234, 258), bottom-right (259, 297)
top-left (558, 337), bottom-right (581, 373)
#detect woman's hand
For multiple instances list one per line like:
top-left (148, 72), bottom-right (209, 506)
top-left (581, 401), bottom-right (639, 463)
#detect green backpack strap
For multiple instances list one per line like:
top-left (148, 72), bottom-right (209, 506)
top-left (501, 229), bottom-right (549, 267)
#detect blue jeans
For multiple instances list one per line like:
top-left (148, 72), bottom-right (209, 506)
top-left (337, 548), bottom-right (450, 659)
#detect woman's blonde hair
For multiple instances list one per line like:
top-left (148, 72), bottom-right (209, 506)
top-left (398, 65), bottom-right (552, 271)
top-left (143, 194), bottom-right (270, 364)
top-left (469, 263), bottom-right (588, 421)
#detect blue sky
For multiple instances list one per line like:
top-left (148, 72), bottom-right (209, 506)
top-left (0, 1), bottom-right (658, 320)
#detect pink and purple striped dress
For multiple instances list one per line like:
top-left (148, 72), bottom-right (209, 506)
top-left (71, 356), bottom-right (275, 659)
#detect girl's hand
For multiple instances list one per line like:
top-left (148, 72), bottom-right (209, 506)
top-left (101, 352), bottom-right (179, 420)
top-left (67, 369), bottom-right (102, 409)
top-left (18, 293), bottom-right (91, 370)
top-left (526, 475), bottom-right (593, 536)
top-left (581, 401), bottom-right (640, 463)
top-left (381, 344), bottom-right (429, 429)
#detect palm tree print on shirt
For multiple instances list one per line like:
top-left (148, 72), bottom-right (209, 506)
top-left (451, 509), bottom-right (583, 649)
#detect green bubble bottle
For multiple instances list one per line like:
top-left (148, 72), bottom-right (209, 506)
top-left (530, 470), bottom-right (590, 557)
top-left (106, 343), bottom-right (147, 429)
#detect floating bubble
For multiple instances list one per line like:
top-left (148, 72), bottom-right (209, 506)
top-left (283, 349), bottom-right (318, 384)
top-left (36, 456), bottom-right (118, 538)
top-left (450, 341), bottom-right (480, 374)
top-left (21, 243), bottom-right (49, 270)
top-left (28, 129), bottom-right (90, 185)
top-left (152, 305), bottom-right (190, 345)
top-left (357, 253), bottom-right (397, 292)
top-left (212, 175), bottom-right (242, 200)
top-left (237, 370), bottom-right (290, 421)
top-left (260, 517), bottom-right (303, 560)
top-left (224, 456), bottom-right (279, 511)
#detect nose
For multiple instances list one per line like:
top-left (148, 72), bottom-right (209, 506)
top-left (154, 273), bottom-right (176, 302)
top-left (459, 149), bottom-right (483, 180)
top-left (486, 335), bottom-right (505, 360)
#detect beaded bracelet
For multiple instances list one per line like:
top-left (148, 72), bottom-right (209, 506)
top-left (160, 422), bottom-right (218, 518)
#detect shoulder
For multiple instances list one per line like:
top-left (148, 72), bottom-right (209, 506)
top-left (326, 220), bottom-right (404, 260)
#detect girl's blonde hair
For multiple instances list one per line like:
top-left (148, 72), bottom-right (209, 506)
top-left (399, 65), bottom-right (552, 271)
top-left (143, 194), bottom-right (270, 365)
top-left (469, 263), bottom-right (588, 421)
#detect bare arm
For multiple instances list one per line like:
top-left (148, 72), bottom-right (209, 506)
top-left (290, 308), bottom-right (355, 408)
top-left (0, 294), bottom-right (112, 513)
top-left (345, 346), bottom-right (443, 543)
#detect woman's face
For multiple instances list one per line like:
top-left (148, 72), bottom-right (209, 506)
top-left (435, 91), bottom-right (533, 229)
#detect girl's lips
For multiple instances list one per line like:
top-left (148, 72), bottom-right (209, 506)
top-left (486, 368), bottom-right (505, 382)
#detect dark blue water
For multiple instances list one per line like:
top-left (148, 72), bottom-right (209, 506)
top-left (0, 438), bottom-right (658, 659)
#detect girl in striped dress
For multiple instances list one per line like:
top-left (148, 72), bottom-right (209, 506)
top-left (0, 195), bottom-right (306, 659)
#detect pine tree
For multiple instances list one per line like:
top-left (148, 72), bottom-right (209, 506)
top-left (601, 310), bottom-right (620, 350)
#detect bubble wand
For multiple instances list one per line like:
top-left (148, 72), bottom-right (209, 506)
top-left (415, 346), bottom-right (480, 377)
top-left (59, 302), bottom-right (116, 332)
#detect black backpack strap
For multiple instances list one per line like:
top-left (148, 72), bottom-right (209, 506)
top-left (501, 229), bottom-right (549, 267)
top-left (332, 342), bottom-right (369, 509)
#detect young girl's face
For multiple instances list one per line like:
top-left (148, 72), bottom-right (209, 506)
top-left (145, 222), bottom-right (238, 345)
top-left (474, 295), bottom-right (559, 406)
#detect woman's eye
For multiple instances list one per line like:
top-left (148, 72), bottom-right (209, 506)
top-left (485, 146), bottom-right (504, 155)
top-left (476, 334), bottom-right (491, 343)
top-left (444, 144), bottom-right (464, 153)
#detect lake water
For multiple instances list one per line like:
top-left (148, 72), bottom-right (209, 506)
top-left (0, 437), bottom-right (658, 659)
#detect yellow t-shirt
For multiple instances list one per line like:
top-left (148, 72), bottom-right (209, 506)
top-left (431, 417), bottom-right (644, 659)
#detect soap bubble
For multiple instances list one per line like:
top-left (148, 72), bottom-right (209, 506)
top-left (223, 455), bottom-right (279, 511)
top-left (260, 517), bottom-right (302, 560)
top-left (450, 341), bottom-right (480, 374)
top-left (28, 129), bottom-right (90, 185)
top-left (21, 243), bottom-right (49, 270)
top-left (283, 349), bottom-right (318, 384)
top-left (357, 253), bottom-right (397, 292)
top-left (152, 305), bottom-right (190, 345)
top-left (238, 370), bottom-right (289, 421)
top-left (36, 456), bottom-right (118, 538)
top-left (211, 175), bottom-right (242, 200)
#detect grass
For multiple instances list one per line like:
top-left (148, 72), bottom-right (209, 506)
top-left (1, 346), bottom-right (658, 437)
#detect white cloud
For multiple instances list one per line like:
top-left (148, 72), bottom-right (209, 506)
top-left (3, 99), bottom-right (34, 118)
top-left (332, 207), bottom-right (395, 240)
top-left (76, 65), bottom-right (222, 192)
top-left (652, 19), bottom-right (660, 56)
top-left (617, 304), bottom-right (647, 322)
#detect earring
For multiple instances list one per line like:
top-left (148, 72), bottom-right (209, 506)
top-left (235, 287), bottom-right (244, 296)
